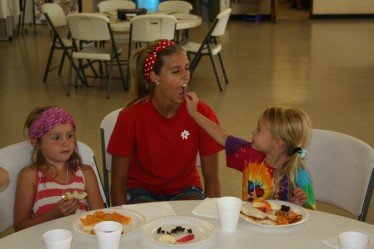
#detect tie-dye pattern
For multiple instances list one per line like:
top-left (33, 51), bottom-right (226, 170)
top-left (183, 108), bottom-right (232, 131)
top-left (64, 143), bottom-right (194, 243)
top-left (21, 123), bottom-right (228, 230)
top-left (225, 135), bottom-right (316, 210)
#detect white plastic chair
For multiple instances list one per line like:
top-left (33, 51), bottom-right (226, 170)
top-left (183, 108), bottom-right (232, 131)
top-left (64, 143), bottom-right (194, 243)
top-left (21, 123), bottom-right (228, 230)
top-left (100, 108), bottom-right (122, 205)
top-left (0, 140), bottom-right (107, 233)
top-left (127, 14), bottom-right (177, 83)
top-left (41, 3), bottom-right (80, 83)
top-left (182, 8), bottom-right (231, 91)
top-left (158, 0), bottom-right (193, 14)
top-left (98, 0), bottom-right (136, 12)
top-left (76, 141), bottom-right (108, 208)
top-left (158, 0), bottom-right (192, 43)
top-left (66, 13), bottom-right (127, 99)
top-left (304, 129), bottom-right (374, 222)
top-left (0, 141), bottom-right (32, 233)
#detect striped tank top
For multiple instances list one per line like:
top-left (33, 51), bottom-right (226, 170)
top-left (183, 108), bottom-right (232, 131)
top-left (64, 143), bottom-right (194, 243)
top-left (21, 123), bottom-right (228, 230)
top-left (32, 168), bottom-right (89, 216)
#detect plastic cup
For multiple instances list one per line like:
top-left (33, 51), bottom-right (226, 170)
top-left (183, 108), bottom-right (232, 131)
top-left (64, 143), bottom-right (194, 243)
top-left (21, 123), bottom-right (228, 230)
top-left (42, 229), bottom-right (73, 249)
top-left (94, 221), bottom-right (123, 249)
top-left (338, 231), bottom-right (369, 249)
top-left (216, 196), bottom-right (242, 232)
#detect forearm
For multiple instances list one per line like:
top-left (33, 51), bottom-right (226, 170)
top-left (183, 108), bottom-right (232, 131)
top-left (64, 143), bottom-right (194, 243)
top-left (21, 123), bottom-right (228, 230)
top-left (110, 156), bottom-right (130, 206)
top-left (110, 181), bottom-right (127, 206)
top-left (201, 154), bottom-right (221, 198)
top-left (14, 211), bottom-right (61, 232)
top-left (190, 111), bottom-right (229, 147)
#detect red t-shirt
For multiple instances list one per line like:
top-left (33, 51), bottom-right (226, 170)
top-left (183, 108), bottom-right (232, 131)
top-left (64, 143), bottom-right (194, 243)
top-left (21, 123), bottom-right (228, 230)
top-left (107, 98), bottom-right (223, 195)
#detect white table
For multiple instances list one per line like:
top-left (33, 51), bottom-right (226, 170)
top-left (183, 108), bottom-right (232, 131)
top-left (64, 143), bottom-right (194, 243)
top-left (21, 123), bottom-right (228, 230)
top-left (1, 200), bottom-right (374, 249)
top-left (109, 13), bottom-right (202, 33)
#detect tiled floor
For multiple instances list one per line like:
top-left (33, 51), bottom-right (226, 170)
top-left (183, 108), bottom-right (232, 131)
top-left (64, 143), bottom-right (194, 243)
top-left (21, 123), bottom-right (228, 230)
top-left (1, 0), bottom-right (374, 237)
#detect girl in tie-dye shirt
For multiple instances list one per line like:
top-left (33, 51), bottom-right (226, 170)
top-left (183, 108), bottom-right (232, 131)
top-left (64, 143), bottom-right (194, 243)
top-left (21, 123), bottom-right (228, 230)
top-left (185, 94), bottom-right (316, 210)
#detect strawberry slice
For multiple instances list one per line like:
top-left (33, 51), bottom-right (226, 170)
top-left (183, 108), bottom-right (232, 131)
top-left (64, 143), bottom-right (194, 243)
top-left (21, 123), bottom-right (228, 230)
top-left (177, 234), bottom-right (194, 243)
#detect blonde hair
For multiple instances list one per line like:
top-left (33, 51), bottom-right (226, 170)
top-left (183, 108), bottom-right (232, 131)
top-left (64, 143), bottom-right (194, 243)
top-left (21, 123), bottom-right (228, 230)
top-left (261, 106), bottom-right (311, 200)
top-left (127, 40), bottom-right (185, 107)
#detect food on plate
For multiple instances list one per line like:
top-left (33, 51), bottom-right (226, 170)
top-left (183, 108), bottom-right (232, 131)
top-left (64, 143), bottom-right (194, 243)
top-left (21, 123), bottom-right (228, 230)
top-left (158, 234), bottom-right (177, 244)
top-left (240, 200), bottom-right (303, 226)
top-left (156, 226), bottom-right (194, 244)
top-left (62, 190), bottom-right (88, 200)
top-left (80, 210), bottom-right (132, 235)
top-left (177, 234), bottom-right (195, 242)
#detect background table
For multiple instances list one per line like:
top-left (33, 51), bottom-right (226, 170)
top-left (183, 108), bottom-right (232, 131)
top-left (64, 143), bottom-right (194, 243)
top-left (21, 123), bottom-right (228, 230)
top-left (1, 200), bottom-right (374, 249)
top-left (109, 13), bottom-right (202, 33)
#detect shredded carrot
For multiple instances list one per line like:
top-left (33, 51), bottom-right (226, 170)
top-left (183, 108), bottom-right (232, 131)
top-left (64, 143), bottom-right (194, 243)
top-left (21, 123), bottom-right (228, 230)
top-left (80, 210), bottom-right (132, 226)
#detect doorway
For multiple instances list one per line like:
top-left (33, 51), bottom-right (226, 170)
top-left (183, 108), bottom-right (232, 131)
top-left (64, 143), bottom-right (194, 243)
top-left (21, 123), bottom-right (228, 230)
top-left (277, 0), bottom-right (310, 20)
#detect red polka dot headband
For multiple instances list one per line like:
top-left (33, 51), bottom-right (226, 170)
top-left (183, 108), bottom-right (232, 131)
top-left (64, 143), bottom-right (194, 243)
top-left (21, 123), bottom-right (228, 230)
top-left (144, 40), bottom-right (175, 81)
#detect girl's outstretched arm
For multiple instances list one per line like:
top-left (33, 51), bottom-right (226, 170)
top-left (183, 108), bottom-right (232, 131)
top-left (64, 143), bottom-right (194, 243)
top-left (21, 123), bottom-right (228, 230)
top-left (185, 92), bottom-right (229, 147)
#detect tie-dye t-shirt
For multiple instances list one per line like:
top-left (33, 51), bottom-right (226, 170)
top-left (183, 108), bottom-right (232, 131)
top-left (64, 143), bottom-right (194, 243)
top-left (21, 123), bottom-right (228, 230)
top-left (225, 135), bottom-right (316, 210)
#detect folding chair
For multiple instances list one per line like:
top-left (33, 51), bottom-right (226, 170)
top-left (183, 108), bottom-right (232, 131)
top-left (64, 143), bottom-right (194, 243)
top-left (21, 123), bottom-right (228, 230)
top-left (41, 3), bottom-right (84, 83)
top-left (158, 0), bottom-right (193, 42)
top-left (77, 141), bottom-right (108, 208)
top-left (158, 0), bottom-right (193, 13)
top-left (98, 0), bottom-right (136, 13)
top-left (66, 13), bottom-right (127, 99)
top-left (100, 108), bottom-right (122, 205)
top-left (305, 129), bottom-right (374, 222)
top-left (127, 14), bottom-right (177, 84)
top-left (181, 8), bottom-right (232, 91)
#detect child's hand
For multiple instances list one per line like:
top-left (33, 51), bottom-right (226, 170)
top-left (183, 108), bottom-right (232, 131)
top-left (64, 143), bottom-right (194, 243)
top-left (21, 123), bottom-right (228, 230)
top-left (185, 92), bottom-right (199, 116)
top-left (290, 187), bottom-right (307, 206)
top-left (54, 198), bottom-right (79, 217)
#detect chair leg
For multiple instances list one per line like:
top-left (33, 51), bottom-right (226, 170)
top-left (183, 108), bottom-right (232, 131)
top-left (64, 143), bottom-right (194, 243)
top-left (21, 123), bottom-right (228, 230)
top-left (107, 60), bottom-right (114, 99)
top-left (43, 45), bottom-right (55, 82)
top-left (57, 51), bottom-right (67, 76)
top-left (67, 57), bottom-right (73, 96)
top-left (208, 53), bottom-right (223, 91)
top-left (217, 52), bottom-right (229, 84)
top-left (116, 54), bottom-right (127, 91)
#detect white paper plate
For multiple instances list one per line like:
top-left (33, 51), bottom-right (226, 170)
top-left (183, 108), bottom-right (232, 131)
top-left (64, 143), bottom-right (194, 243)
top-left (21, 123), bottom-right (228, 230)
top-left (240, 200), bottom-right (309, 228)
top-left (73, 208), bottom-right (145, 237)
top-left (142, 215), bottom-right (215, 247)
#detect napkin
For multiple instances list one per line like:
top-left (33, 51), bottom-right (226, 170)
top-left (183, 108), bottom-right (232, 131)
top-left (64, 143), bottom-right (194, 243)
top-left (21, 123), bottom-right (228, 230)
top-left (323, 230), bottom-right (374, 249)
top-left (122, 202), bottom-right (176, 221)
top-left (191, 197), bottom-right (219, 219)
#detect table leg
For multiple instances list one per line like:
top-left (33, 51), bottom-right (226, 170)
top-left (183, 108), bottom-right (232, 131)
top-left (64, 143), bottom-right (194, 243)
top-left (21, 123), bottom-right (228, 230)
top-left (271, 0), bottom-right (278, 23)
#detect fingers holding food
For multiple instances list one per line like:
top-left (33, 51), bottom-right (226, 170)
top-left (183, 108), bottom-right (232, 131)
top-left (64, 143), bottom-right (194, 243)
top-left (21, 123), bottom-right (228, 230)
top-left (62, 191), bottom-right (88, 201)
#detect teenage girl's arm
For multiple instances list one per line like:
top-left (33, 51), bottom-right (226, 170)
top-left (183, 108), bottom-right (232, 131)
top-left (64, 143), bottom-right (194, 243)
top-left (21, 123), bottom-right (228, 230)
top-left (185, 92), bottom-right (229, 147)
top-left (200, 153), bottom-right (221, 197)
top-left (110, 156), bottom-right (131, 206)
top-left (81, 165), bottom-right (105, 209)
top-left (14, 167), bottom-right (78, 231)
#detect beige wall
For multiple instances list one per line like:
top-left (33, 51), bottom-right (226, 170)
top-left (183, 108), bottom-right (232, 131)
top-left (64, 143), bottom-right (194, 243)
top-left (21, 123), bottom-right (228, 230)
top-left (313, 0), bottom-right (374, 14)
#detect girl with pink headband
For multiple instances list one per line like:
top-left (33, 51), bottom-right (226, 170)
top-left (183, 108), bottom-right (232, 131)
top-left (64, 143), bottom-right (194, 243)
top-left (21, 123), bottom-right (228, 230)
top-left (108, 39), bottom-right (224, 205)
top-left (14, 106), bottom-right (104, 231)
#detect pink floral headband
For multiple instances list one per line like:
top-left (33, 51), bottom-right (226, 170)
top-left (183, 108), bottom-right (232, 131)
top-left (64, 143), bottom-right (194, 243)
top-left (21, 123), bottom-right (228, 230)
top-left (29, 107), bottom-right (76, 140)
top-left (144, 40), bottom-right (176, 81)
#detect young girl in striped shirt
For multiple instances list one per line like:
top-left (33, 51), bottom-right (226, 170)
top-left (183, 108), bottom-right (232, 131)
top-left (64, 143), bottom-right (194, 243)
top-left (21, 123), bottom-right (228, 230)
top-left (14, 106), bottom-right (104, 231)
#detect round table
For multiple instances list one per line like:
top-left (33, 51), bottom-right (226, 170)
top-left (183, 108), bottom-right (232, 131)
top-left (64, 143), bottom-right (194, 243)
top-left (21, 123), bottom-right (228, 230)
top-left (1, 200), bottom-right (373, 249)
top-left (110, 13), bottom-right (202, 33)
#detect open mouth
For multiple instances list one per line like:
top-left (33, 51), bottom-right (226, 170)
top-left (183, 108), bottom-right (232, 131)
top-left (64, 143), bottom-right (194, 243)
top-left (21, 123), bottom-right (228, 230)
top-left (178, 84), bottom-right (188, 97)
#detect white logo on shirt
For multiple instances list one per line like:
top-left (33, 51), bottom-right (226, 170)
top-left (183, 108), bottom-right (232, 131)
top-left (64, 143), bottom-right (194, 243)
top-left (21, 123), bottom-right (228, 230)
top-left (181, 130), bottom-right (190, 140)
